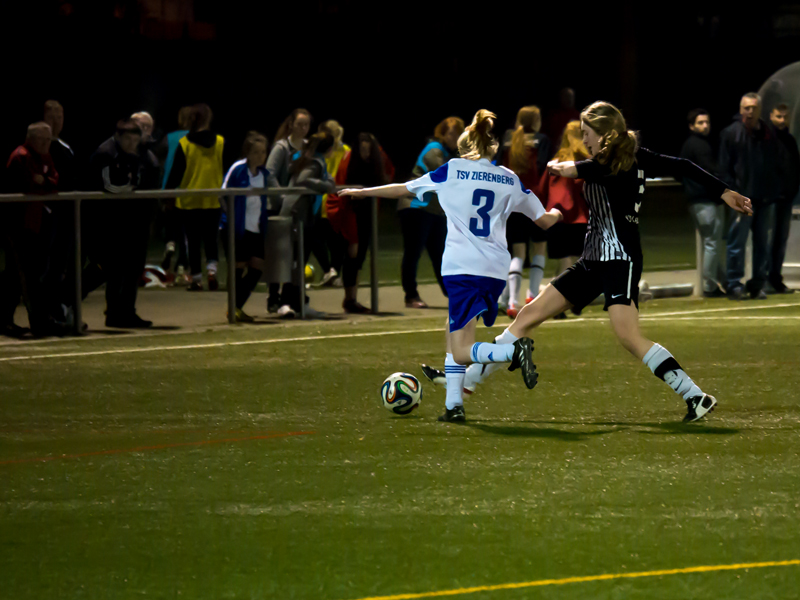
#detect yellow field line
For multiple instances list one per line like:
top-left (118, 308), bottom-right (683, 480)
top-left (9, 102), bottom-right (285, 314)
top-left (349, 559), bottom-right (800, 600)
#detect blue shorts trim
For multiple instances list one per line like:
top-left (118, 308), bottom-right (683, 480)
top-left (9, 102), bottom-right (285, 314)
top-left (443, 275), bottom-right (507, 333)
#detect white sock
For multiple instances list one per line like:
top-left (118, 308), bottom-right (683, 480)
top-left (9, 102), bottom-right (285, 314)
top-left (445, 354), bottom-right (466, 410)
top-left (508, 257), bottom-right (523, 307)
top-left (470, 342), bottom-right (514, 363)
top-left (642, 343), bottom-right (703, 400)
top-left (499, 282), bottom-right (510, 307)
top-left (527, 255), bottom-right (546, 299)
top-left (207, 260), bottom-right (219, 275)
top-left (464, 329), bottom-right (519, 389)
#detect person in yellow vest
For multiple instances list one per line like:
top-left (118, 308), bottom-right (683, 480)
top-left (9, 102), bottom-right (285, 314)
top-left (317, 120), bottom-right (351, 287)
top-left (166, 104), bottom-right (224, 291)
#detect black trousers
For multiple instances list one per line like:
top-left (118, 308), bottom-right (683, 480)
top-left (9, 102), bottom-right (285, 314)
top-left (81, 200), bottom-right (153, 319)
top-left (343, 204), bottom-right (373, 288)
top-left (181, 208), bottom-right (221, 277)
top-left (399, 208), bottom-right (447, 301)
top-left (1, 230), bottom-right (50, 332)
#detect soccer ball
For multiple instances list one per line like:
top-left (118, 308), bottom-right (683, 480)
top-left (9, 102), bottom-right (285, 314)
top-left (304, 264), bottom-right (315, 280)
top-left (380, 373), bottom-right (422, 415)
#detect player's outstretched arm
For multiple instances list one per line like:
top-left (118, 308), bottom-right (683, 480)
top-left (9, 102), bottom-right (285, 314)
top-left (721, 189), bottom-right (753, 215)
top-left (546, 160), bottom-right (578, 178)
top-left (339, 184), bottom-right (413, 199)
top-left (534, 208), bottom-right (563, 230)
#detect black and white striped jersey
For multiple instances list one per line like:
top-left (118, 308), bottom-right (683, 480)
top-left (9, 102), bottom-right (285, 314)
top-left (575, 147), bottom-right (729, 263)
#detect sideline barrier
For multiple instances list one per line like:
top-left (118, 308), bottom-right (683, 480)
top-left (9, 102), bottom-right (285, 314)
top-left (0, 186), bottom-right (365, 332)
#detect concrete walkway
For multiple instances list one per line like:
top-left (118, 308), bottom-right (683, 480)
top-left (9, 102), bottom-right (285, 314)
top-left (9, 269), bottom-right (713, 341)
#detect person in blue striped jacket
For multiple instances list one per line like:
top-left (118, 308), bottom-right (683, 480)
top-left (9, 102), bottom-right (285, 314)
top-left (220, 132), bottom-right (270, 322)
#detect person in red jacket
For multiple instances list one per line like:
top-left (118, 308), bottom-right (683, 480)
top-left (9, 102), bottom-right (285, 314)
top-left (537, 120), bottom-right (590, 317)
top-left (1, 122), bottom-right (65, 337)
top-left (327, 133), bottom-right (392, 313)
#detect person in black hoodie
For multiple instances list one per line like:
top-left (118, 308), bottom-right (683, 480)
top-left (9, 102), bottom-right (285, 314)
top-left (83, 119), bottom-right (159, 328)
top-left (719, 93), bottom-right (790, 300)
top-left (679, 109), bottom-right (726, 297)
top-left (277, 131), bottom-right (337, 318)
top-left (768, 103), bottom-right (800, 293)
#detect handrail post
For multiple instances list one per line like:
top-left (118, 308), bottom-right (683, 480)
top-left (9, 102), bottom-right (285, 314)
top-left (226, 199), bottom-right (236, 324)
top-left (370, 196), bottom-right (379, 314)
top-left (694, 228), bottom-right (703, 297)
top-left (73, 198), bottom-right (83, 335)
top-left (297, 212), bottom-right (306, 319)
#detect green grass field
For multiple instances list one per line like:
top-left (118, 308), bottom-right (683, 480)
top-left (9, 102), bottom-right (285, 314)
top-left (2, 296), bottom-right (800, 599)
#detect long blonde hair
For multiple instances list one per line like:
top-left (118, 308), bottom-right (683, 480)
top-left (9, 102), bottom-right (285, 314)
top-left (509, 106), bottom-right (542, 174)
top-left (580, 101), bottom-right (638, 174)
top-left (458, 109), bottom-right (498, 160)
top-left (553, 121), bottom-right (589, 163)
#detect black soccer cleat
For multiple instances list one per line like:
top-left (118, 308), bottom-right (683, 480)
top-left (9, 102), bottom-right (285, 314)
top-left (438, 405), bottom-right (466, 422)
top-left (420, 364), bottom-right (446, 386)
top-left (683, 394), bottom-right (717, 422)
top-left (508, 337), bottom-right (538, 389)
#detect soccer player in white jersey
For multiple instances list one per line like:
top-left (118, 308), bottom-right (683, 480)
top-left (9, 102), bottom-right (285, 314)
top-left (451, 102), bottom-right (753, 422)
top-left (339, 110), bottom-right (563, 422)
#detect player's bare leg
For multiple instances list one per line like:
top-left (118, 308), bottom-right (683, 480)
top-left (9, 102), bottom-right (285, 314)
top-left (609, 301), bottom-right (716, 421)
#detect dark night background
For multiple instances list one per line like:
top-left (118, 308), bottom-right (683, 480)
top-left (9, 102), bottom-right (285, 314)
top-left (4, 0), bottom-right (800, 179)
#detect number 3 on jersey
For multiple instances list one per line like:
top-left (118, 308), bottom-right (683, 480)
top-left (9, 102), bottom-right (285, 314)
top-left (469, 189), bottom-right (495, 237)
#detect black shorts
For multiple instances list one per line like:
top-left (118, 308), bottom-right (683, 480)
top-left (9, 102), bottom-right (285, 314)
top-left (547, 223), bottom-right (587, 259)
top-left (507, 213), bottom-right (547, 245)
top-left (551, 258), bottom-right (642, 311)
top-left (235, 230), bottom-right (265, 263)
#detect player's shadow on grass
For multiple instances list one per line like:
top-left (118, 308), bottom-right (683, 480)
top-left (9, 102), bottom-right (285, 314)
top-left (515, 420), bottom-right (740, 436)
top-left (465, 422), bottom-right (627, 441)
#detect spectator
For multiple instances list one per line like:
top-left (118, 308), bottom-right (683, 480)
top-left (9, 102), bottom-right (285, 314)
top-left (316, 119), bottom-right (352, 287)
top-left (544, 87), bottom-right (581, 146)
top-left (82, 119), bottom-right (159, 328)
top-left (42, 100), bottom-right (78, 324)
top-left (679, 108), bottom-right (726, 297)
top-left (158, 106), bottom-right (192, 282)
top-left (399, 116), bottom-right (464, 308)
top-left (278, 131), bottom-right (337, 318)
top-left (720, 92), bottom-right (789, 300)
top-left (221, 132), bottom-right (271, 322)
top-left (167, 103), bottom-right (225, 291)
top-left (768, 103), bottom-right (800, 294)
top-left (536, 120), bottom-right (590, 318)
top-left (265, 108), bottom-right (310, 312)
top-left (495, 106), bottom-right (552, 316)
top-left (327, 132), bottom-right (389, 313)
top-left (1, 122), bottom-right (63, 338)
top-left (131, 111), bottom-right (159, 155)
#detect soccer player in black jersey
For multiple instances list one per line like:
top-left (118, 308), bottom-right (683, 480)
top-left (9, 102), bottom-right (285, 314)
top-left (435, 101), bottom-right (752, 422)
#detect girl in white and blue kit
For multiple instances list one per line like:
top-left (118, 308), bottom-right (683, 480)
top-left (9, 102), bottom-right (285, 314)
top-left (339, 110), bottom-right (562, 422)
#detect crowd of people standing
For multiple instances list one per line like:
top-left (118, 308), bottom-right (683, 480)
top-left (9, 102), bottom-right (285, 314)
top-left (1, 89), bottom-right (797, 338)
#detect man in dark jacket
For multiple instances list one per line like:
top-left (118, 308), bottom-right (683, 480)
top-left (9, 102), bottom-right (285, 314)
top-left (42, 100), bottom-right (79, 324)
top-left (719, 93), bottom-right (789, 300)
top-left (768, 103), bottom-right (800, 293)
top-left (83, 119), bottom-right (159, 328)
top-left (680, 109), bottom-right (726, 297)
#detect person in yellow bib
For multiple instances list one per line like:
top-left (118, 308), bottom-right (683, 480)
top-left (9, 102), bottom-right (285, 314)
top-left (166, 104), bottom-right (224, 291)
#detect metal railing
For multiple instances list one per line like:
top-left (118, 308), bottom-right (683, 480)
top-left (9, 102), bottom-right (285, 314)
top-left (0, 185), bottom-right (374, 333)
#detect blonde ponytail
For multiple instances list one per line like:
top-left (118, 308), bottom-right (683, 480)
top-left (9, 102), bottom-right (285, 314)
top-left (580, 101), bottom-right (638, 175)
top-left (458, 109), bottom-right (499, 161)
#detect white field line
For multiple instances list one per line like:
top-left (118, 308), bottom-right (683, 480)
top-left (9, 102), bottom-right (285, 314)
top-left (1, 303), bottom-right (799, 363)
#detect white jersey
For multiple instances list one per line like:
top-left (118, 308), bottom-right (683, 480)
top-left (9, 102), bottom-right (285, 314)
top-left (405, 157), bottom-right (546, 280)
